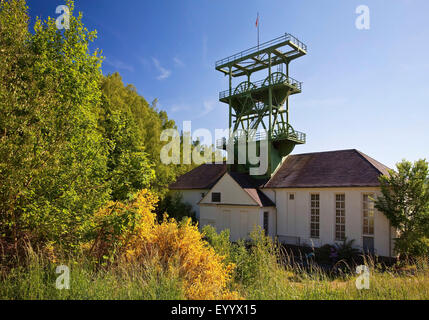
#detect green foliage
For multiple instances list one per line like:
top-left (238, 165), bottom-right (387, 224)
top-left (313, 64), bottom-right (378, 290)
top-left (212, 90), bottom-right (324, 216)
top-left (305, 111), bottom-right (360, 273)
top-left (156, 192), bottom-right (196, 222)
top-left (0, 0), bottom-right (110, 252)
top-left (203, 226), bottom-right (284, 290)
top-left (376, 159), bottom-right (429, 257)
top-left (202, 225), bottom-right (233, 264)
top-left (100, 73), bottom-right (155, 201)
top-left (395, 234), bottom-right (429, 258)
top-left (0, 0), bottom-right (194, 256)
top-left (99, 73), bottom-right (196, 199)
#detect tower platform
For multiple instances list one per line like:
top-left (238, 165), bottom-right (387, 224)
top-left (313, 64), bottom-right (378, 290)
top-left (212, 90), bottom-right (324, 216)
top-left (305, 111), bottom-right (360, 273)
top-left (215, 32), bottom-right (308, 177)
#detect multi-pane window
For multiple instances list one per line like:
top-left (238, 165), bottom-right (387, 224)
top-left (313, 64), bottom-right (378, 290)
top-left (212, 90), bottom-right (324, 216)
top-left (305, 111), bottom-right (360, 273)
top-left (211, 192), bottom-right (221, 203)
top-left (335, 194), bottom-right (346, 241)
top-left (363, 194), bottom-right (375, 235)
top-left (310, 194), bottom-right (320, 238)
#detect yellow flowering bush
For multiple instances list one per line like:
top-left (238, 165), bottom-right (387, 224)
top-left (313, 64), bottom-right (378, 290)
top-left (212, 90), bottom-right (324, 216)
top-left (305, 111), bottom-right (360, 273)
top-left (87, 189), bottom-right (158, 261)
top-left (88, 189), bottom-right (239, 300)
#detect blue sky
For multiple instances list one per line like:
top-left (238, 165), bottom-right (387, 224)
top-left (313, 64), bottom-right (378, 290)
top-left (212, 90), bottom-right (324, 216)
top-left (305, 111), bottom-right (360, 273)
top-left (27, 0), bottom-right (429, 168)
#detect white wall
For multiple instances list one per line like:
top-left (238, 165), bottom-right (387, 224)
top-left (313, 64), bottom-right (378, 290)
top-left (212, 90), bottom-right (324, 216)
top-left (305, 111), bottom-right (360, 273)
top-left (264, 187), bottom-right (393, 257)
top-left (200, 204), bottom-right (261, 242)
top-left (198, 173), bottom-right (276, 242)
top-left (174, 183), bottom-right (394, 256)
top-left (200, 173), bottom-right (257, 206)
top-left (260, 207), bottom-right (277, 238)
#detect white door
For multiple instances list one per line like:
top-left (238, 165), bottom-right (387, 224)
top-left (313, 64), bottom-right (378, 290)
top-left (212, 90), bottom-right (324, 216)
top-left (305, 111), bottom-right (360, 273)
top-left (219, 209), bottom-right (231, 233)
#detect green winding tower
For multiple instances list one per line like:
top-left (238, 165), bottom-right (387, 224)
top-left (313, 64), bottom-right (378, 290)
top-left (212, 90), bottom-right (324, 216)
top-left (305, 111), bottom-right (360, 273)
top-left (215, 33), bottom-right (307, 178)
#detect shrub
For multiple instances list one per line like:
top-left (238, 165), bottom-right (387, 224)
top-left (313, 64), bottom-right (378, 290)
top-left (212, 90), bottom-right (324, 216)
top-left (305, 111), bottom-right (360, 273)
top-left (86, 189), bottom-right (158, 262)
top-left (202, 225), bottom-right (233, 264)
top-left (87, 190), bottom-right (238, 300)
top-left (376, 159), bottom-right (429, 258)
top-left (155, 192), bottom-right (196, 222)
top-left (395, 234), bottom-right (429, 259)
top-left (334, 238), bottom-right (361, 264)
top-left (315, 244), bottom-right (336, 264)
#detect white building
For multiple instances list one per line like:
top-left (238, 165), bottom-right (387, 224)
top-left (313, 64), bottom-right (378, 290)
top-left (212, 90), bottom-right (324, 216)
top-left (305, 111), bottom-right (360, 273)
top-left (169, 149), bottom-right (395, 257)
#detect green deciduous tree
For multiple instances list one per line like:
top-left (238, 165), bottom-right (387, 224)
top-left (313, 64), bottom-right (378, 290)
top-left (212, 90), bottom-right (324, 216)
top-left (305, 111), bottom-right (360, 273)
top-left (0, 0), bottom-right (109, 252)
top-left (99, 73), bottom-right (155, 201)
top-left (100, 73), bottom-right (196, 198)
top-left (375, 159), bottom-right (429, 257)
top-left (0, 0), bottom-right (199, 259)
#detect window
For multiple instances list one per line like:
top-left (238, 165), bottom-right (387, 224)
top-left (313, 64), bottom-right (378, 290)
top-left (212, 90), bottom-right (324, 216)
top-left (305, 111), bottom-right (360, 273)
top-left (289, 194), bottom-right (295, 200)
top-left (363, 194), bottom-right (375, 235)
top-left (310, 194), bottom-right (320, 238)
top-left (335, 194), bottom-right (346, 241)
top-left (211, 192), bottom-right (221, 203)
top-left (263, 212), bottom-right (269, 235)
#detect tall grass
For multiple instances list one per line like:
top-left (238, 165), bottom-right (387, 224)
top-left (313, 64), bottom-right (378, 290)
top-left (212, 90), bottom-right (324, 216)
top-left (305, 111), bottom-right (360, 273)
top-left (0, 246), bottom-right (184, 300)
top-left (1, 229), bottom-right (429, 300)
top-left (203, 226), bottom-right (429, 300)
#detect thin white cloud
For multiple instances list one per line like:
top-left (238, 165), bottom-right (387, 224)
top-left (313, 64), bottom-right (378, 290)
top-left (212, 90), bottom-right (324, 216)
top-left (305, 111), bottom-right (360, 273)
top-left (152, 57), bottom-right (171, 80)
top-left (104, 58), bottom-right (134, 72)
top-left (170, 104), bottom-right (190, 113)
top-left (195, 100), bottom-right (215, 118)
top-left (173, 57), bottom-right (185, 67)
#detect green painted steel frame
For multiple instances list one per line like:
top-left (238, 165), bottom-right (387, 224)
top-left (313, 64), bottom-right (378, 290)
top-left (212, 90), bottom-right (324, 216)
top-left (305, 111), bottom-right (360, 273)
top-left (215, 33), bottom-right (308, 176)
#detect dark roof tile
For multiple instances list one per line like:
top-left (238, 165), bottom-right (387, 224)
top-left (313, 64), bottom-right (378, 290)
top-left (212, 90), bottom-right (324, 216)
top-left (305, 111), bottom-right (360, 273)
top-left (264, 149), bottom-right (391, 188)
top-left (229, 172), bottom-right (275, 207)
top-left (169, 163), bottom-right (227, 190)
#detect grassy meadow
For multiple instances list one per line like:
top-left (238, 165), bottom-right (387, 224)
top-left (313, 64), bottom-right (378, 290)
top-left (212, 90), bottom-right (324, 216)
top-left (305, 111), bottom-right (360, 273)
top-left (1, 228), bottom-right (428, 300)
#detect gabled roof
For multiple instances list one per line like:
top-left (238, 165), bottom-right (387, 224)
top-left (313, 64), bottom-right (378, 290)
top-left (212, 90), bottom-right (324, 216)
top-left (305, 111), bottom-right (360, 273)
top-left (169, 163), bottom-right (227, 190)
top-left (264, 149), bottom-right (391, 188)
top-left (228, 172), bottom-right (274, 207)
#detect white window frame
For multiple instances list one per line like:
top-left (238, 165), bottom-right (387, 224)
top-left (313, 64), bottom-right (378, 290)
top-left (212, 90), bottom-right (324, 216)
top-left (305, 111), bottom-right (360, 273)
top-left (362, 193), bottom-right (375, 236)
top-left (335, 194), bottom-right (346, 241)
top-left (310, 193), bottom-right (320, 239)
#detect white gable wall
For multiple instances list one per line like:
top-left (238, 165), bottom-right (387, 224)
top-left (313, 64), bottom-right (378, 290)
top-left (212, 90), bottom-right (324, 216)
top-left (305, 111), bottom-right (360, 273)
top-left (200, 173), bottom-right (257, 206)
top-left (198, 173), bottom-right (276, 242)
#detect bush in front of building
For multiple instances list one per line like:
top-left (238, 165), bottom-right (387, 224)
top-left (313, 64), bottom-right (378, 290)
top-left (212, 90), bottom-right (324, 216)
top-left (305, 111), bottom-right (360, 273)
top-left (155, 192), bottom-right (196, 223)
top-left (376, 159), bottom-right (429, 258)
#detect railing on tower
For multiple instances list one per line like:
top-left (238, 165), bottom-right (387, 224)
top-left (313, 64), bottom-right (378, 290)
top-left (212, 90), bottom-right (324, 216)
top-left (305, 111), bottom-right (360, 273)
top-left (215, 33), bottom-right (307, 68)
top-left (216, 127), bottom-right (306, 149)
top-left (219, 75), bottom-right (302, 100)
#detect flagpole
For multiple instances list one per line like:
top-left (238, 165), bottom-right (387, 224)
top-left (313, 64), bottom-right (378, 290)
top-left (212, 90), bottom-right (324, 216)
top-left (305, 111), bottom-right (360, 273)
top-left (257, 12), bottom-right (260, 51)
